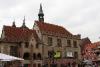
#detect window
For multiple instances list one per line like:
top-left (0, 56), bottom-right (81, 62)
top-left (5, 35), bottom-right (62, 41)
top-left (23, 52), bottom-right (30, 60)
top-left (57, 39), bottom-right (62, 47)
top-left (48, 51), bottom-right (54, 58)
top-left (36, 43), bottom-right (39, 48)
top-left (67, 40), bottom-right (71, 47)
top-left (48, 51), bottom-right (53, 58)
top-left (33, 53), bottom-right (36, 60)
top-left (10, 46), bottom-right (18, 56)
top-left (37, 53), bottom-right (41, 60)
top-left (73, 41), bottom-right (77, 48)
top-left (48, 37), bottom-right (52, 46)
top-left (25, 42), bottom-right (29, 48)
top-left (74, 52), bottom-right (78, 59)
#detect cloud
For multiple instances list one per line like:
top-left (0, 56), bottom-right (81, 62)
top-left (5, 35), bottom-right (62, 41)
top-left (45, 0), bottom-right (100, 42)
top-left (0, 0), bottom-right (100, 42)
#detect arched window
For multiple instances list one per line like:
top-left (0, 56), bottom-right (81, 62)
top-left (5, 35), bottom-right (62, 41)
top-left (33, 53), bottom-right (36, 60)
top-left (25, 42), bottom-right (29, 48)
top-left (37, 53), bottom-right (41, 60)
top-left (10, 46), bottom-right (18, 56)
top-left (36, 43), bottom-right (39, 48)
top-left (23, 52), bottom-right (30, 60)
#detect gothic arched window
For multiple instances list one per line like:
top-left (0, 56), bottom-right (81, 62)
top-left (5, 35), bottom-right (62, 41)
top-left (37, 53), bottom-right (41, 60)
top-left (23, 52), bottom-right (30, 60)
top-left (33, 53), bottom-right (36, 60)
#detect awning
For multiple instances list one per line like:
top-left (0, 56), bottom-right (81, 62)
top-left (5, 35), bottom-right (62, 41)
top-left (0, 53), bottom-right (24, 61)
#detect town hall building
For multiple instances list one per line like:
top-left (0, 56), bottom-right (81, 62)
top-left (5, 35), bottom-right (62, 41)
top-left (0, 4), bottom-right (81, 67)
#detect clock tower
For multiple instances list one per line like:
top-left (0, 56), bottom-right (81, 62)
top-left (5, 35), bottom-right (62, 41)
top-left (38, 4), bottom-right (44, 22)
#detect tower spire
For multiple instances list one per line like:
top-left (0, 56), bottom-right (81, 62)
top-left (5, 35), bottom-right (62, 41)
top-left (12, 20), bottom-right (16, 27)
top-left (22, 16), bottom-right (25, 27)
top-left (23, 16), bottom-right (25, 23)
top-left (21, 16), bottom-right (28, 28)
top-left (39, 4), bottom-right (43, 14)
top-left (38, 4), bottom-right (44, 22)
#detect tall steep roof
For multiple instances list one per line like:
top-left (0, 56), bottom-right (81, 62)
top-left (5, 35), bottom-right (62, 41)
top-left (35, 21), bottom-right (73, 37)
top-left (1, 26), bottom-right (38, 43)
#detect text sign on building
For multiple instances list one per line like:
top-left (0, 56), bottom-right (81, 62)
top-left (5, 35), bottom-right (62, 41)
top-left (66, 51), bottom-right (73, 57)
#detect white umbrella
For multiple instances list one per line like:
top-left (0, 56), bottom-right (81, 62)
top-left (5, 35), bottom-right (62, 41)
top-left (83, 59), bottom-right (92, 65)
top-left (1, 59), bottom-right (14, 61)
top-left (0, 53), bottom-right (24, 61)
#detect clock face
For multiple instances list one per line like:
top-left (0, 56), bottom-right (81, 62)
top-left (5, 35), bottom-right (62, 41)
top-left (40, 16), bottom-right (43, 18)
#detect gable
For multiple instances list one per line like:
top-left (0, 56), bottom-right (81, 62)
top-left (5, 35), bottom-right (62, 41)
top-left (1, 26), bottom-right (38, 43)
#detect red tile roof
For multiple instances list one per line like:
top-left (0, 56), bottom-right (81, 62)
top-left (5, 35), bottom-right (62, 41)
top-left (81, 37), bottom-right (91, 53)
top-left (82, 41), bottom-right (100, 61)
top-left (81, 37), bottom-right (91, 45)
top-left (35, 21), bottom-right (73, 37)
top-left (1, 26), bottom-right (38, 42)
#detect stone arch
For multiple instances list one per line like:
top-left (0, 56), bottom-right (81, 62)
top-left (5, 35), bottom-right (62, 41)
top-left (23, 52), bottom-right (30, 60)
top-left (33, 53), bottom-right (36, 60)
top-left (37, 53), bottom-right (41, 60)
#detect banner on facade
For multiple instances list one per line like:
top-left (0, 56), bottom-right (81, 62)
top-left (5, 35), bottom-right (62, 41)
top-left (54, 51), bottom-right (61, 58)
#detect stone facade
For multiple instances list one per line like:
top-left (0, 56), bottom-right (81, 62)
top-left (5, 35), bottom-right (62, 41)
top-left (0, 4), bottom-right (81, 67)
top-left (0, 25), bottom-right (42, 67)
top-left (33, 21), bottom-right (81, 67)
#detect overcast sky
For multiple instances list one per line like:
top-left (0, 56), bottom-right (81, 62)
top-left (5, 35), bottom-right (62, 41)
top-left (0, 0), bottom-right (100, 42)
